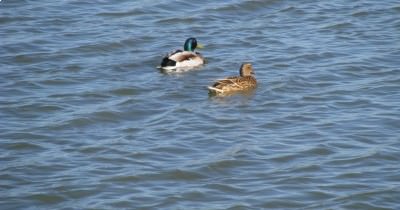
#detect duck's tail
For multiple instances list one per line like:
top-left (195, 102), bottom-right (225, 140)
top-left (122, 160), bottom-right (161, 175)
top-left (161, 57), bottom-right (176, 68)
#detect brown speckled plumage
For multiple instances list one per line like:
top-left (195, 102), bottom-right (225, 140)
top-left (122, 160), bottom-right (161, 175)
top-left (208, 63), bottom-right (257, 96)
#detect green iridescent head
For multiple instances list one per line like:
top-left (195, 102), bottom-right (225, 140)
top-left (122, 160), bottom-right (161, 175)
top-left (183, 37), bottom-right (203, 51)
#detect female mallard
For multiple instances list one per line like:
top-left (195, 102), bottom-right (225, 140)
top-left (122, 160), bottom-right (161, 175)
top-left (208, 63), bottom-right (257, 96)
top-left (160, 37), bottom-right (204, 70)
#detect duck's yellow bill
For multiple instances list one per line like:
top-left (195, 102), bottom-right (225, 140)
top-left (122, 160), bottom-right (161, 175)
top-left (197, 43), bottom-right (204, 49)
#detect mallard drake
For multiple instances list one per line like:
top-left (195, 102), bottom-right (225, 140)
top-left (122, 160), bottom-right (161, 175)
top-left (159, 37), bottom-right (204, 70)
top-left (208, 63), bottom-right (257, 96)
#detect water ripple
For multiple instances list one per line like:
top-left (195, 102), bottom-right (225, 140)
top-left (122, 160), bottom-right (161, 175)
top-left (1, 0), bottom-right (400, 209)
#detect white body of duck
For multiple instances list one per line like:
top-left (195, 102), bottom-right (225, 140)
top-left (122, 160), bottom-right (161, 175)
top-left (160, 38), bottom-right (204, 71)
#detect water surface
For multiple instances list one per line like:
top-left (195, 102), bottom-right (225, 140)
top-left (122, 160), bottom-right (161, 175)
top-left (1, 0), bottom-right (400, 209)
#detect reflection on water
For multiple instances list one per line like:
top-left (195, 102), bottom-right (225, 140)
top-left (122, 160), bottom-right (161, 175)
top-left (209, 89), bottom-right (257, 104)
top-left (159, 65), bottom-right (205, 75)
top-left (1, 0), bottom-right (399, 209)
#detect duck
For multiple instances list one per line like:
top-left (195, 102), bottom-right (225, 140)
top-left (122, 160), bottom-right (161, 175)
top-left (159, 37), bottom-right (205, 71)
top-left (208, 63), bottom-right (257, 96)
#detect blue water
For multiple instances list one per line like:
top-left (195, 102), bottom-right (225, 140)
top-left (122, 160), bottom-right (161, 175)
top-left (1, 0), bottom-right (400, 209)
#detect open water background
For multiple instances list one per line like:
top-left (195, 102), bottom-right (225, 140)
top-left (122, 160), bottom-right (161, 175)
top-left (1, 0), bottom-right (400, 209)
